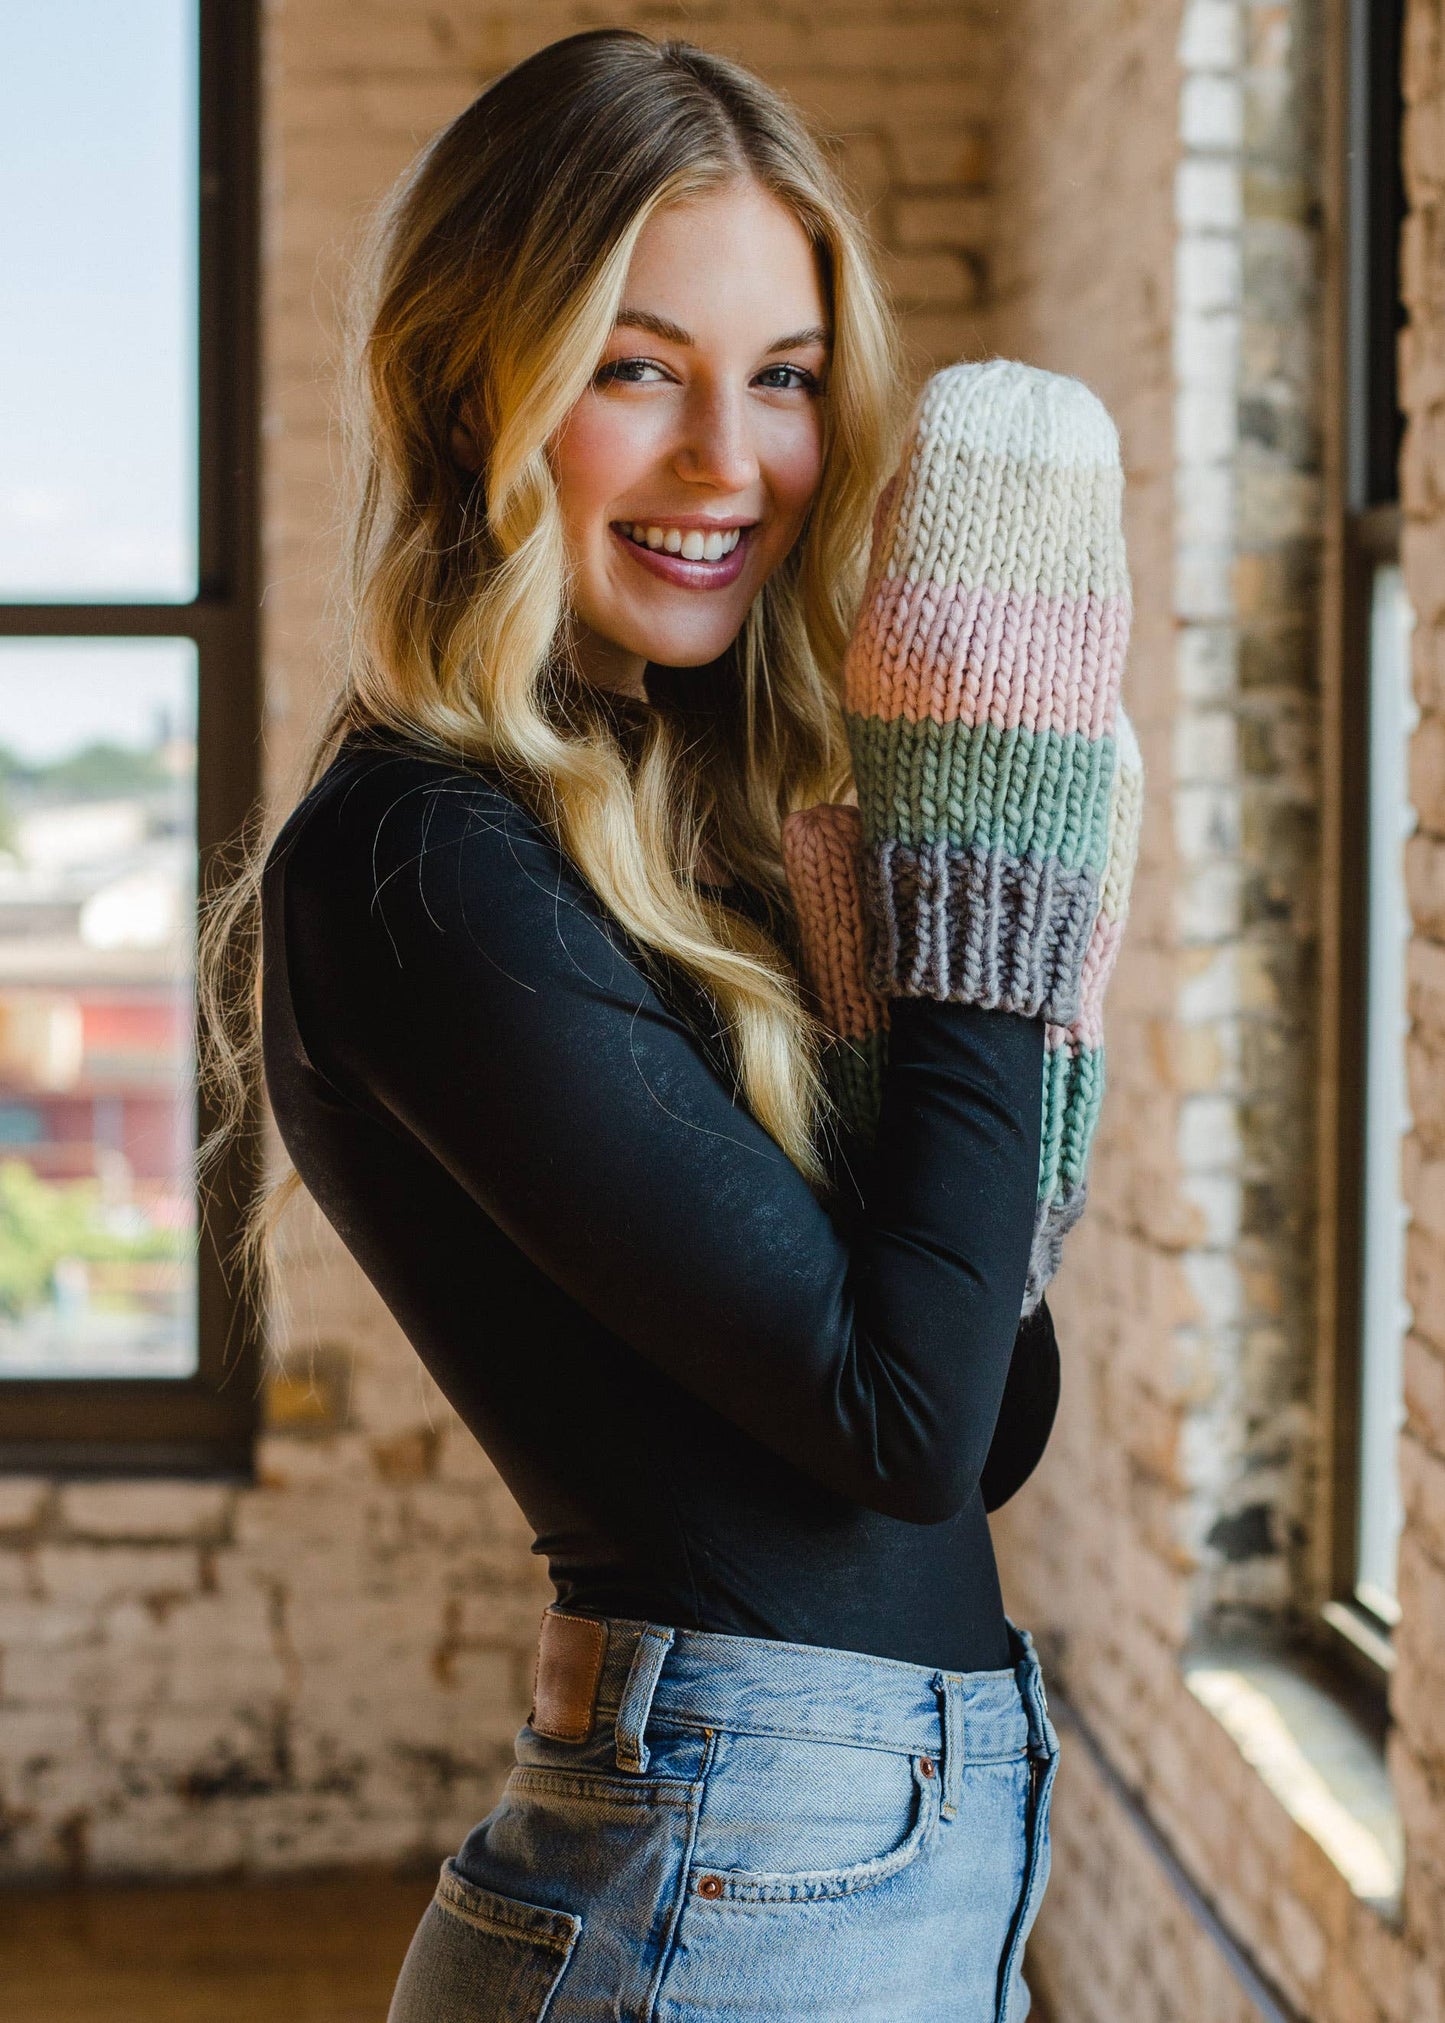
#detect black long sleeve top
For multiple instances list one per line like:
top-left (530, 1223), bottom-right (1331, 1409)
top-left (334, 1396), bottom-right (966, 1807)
top-left (260, 731), bottom-right (1060, 1673)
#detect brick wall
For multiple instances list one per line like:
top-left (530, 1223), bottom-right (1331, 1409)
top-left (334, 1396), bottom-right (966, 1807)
top-left (989, 1), bottom-right (1445, 2018)
top-left (0, 0), bottom-right (1001, 1882)
top-left (1400, 0), bottom-right (1445, 1992)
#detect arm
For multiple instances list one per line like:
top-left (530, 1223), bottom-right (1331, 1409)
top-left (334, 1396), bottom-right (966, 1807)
top-left (979, 1300), bottom-right (1060, 1512)
top-left (270, 751), bottom-right (1044, 1527)
top-left (783, 359), bottom-right (1141, 1318)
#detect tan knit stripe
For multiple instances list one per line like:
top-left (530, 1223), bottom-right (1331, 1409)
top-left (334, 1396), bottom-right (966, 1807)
top-left (872, 449), bottom-right (1129, 598)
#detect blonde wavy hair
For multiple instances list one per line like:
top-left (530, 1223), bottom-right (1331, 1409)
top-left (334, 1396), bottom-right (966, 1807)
top-left (201, 27), bottom-right (901, 1273)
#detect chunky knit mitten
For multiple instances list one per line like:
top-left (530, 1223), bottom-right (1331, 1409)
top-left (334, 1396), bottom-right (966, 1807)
top-left (783, 359), bottom-right (1142, 1312)
top-left (784, 721), bottom-right (1141, 1309)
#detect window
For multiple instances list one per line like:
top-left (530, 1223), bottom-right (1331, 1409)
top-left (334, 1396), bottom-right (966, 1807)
top-left (0, 1), bottom-right (260, 1472)
top-left (1325, 0), bottom-right (1410, 1675)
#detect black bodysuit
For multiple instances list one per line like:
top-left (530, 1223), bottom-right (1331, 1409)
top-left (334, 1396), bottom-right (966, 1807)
top-left (261, 732), bottom-right (1060, 1673)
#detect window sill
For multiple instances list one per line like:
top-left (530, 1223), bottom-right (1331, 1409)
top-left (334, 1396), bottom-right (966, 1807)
top-left (1183, 1644), bottom-right (1402, 1919)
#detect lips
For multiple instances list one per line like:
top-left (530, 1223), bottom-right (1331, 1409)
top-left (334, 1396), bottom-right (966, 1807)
top-left (611, 520), bottom-right (752, 590)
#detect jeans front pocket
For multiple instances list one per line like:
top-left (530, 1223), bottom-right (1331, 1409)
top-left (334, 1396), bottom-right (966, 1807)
top-left (387, 1859), bottom-right (581, 2023)
top-left (687, 1734), bottom-right (942, 1904)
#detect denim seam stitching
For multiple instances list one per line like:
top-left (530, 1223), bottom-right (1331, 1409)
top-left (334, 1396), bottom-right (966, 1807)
top-left (644, 1726), bottom-right (717, 2023)
top-left (614, 1709), bottom-right (1027, 1762)
top-left (508, 1765), bottom-right (697, 1809)
top-left (434, 1865), bottom-right (581, 1952)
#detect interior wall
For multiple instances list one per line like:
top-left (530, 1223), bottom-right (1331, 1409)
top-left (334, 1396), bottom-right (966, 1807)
top-left (990, 1), bottom-right (1445, 2017)
top-left (0, 0), bottom-right (1001, 1882)
top-left (1398, 0), bottom-right (1445, 1978)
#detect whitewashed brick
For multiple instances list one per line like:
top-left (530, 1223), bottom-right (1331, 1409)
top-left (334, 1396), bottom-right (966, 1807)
top-left (1173, 708), bottom-right (1238, 785)
top-left (1175, 782), bottom-right (1244, 859)
top-left (1176, 462), bottom-right (1235, 547)
top-left (1177, 233), bottom-right (1244, 311)
top-left (0, 1480), bottom-right (49, 1535)
top-left (1176, 158), bottom-right (1244, 231)
top-left (1175, 304), bottom-right (1242, 387)
top-left (0, 12), bottom-right (1439, 2021)
top-left (1179, 0), bottom-right (1243, 73)
top-left (1178, 624), bottom-right (1240, 701)
top-left (1181, 73), bottom-right (1245, 152)
top-left (1177, 383), bottom-right (1239, 464)
top-left (1177, 858), bottom-right (1245, 941)
top-left (31, 1545), bottom-right (200, 1612)
top-left (57, 1482), bottom-right (233, 1543)
top-left (1180, 1172), bottom-right (1245, 1246)
top-left (1178, 1092), bottom-right (1244, 1169)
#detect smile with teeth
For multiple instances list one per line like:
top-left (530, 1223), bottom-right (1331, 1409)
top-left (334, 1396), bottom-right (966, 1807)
top-left (619, 522), bottom-right (745, 563)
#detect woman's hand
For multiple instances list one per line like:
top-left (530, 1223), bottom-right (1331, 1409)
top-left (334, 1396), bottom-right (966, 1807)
top-left (783, 359), bottom-right (1143, 1313)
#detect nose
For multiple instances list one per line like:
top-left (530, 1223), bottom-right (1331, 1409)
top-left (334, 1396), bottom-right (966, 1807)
top-left (673, 381), bottom-right (759, 494)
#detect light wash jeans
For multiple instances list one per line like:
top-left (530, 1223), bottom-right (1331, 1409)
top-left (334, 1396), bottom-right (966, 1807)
top-left (389, 1611), bottom-right (1060, 2022)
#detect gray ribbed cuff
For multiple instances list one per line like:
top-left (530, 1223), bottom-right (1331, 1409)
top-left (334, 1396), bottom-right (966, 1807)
top-left (858, 841), bottom-right (1100, 1028)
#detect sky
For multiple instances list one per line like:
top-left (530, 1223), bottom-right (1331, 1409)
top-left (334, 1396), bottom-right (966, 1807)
top-left (0, 1), bottom-right (197, 757)
top-left (0, 0), bottom-right (197, 605)
top-left (0, 640), bottom-right (195, 762)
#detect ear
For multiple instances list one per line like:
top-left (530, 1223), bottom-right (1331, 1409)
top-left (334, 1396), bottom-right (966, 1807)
top-left (450, 419), bottom-right (484, 474)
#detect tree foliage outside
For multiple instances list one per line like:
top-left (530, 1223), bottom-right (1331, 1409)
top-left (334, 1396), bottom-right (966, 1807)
top-left (0, 1159), bottom-right (183, 1319)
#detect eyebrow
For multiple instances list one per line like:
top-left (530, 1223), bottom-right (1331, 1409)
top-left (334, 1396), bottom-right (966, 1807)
top-left (613, 308), bottom-right (830, 352)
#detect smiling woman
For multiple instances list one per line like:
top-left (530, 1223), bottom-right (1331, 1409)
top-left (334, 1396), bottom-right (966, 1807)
top-left (200, 27), bottom-right (1082, 2023)
top-left (537, 186), bottom-right (833, 694)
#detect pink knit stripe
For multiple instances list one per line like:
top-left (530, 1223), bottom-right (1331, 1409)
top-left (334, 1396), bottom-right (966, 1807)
top-left (780, 804), bottom-right (886, 1042)
top-left (844, 580), bottom-right (1128, 739)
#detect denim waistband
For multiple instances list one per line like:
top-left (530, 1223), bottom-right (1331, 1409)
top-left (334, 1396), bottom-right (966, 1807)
top-left (562, 1611), bottom-right (1057, 1797)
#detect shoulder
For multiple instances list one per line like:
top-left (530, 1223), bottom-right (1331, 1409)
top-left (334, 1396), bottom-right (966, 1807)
top-left (267, 733), bottom-right (589, 927)
top-left (262, 731), bottom-right (637, 994)
top-left (268, 733), bottom-right (550, 884)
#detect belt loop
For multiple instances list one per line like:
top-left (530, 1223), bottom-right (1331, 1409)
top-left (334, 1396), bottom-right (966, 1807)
top-left (936, 1672), bottom-right (964, 1819)
top-left (615, 1623), bottom-right (675, 1774)
top-left (1012, 1625), bottom-right (1058, 1762)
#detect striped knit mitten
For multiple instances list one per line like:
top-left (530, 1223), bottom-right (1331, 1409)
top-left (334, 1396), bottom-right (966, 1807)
top-left (783, 359), bottom-right (1142, 1312)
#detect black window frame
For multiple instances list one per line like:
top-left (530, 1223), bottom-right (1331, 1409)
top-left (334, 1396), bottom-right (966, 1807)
top-left (1322, 0), bottom-right (1408, 1687)
top-left (0, 0), bottom-right (262, 1476)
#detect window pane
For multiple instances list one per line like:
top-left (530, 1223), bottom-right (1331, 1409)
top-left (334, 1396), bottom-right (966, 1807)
top-left (0, 641), bottom-right (196, 1377)
top-left (1356, 560), bottom-right (1416, 1620)
top-left (0, 2), bottom-right (198, 601)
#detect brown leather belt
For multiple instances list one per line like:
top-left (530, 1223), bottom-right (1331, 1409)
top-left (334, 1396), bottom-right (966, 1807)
top-left (529, 1607), bottom-right (608, 1743)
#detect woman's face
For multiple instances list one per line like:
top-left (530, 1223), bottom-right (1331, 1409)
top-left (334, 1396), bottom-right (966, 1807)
top-left (549, 178), bottom-right (830, 698)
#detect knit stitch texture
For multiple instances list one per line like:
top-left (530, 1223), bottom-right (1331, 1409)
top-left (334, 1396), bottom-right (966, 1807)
top-left (845, 356), bottom-right (1131, 1026)
top-left (783, 358), bottom-right (1141, 1312)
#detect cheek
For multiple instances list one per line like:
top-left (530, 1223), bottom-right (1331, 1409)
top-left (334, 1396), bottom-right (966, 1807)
top-left (551, 398), bottom-right (657, 543)
top-left (764, 411), bottom-right (827, 528)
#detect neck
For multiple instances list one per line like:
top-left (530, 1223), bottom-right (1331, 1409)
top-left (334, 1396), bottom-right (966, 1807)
top-left (572, 622), bottom-right (649, 703)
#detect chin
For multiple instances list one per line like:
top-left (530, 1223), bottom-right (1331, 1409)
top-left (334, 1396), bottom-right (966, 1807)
top-left (622, 614), bottom-right (750, 671)
top-left (643, 638), bottom-right (741, 670)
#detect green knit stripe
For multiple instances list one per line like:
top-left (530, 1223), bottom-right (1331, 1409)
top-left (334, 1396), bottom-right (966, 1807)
top-left (846, 714), bottom-right (1118, 874)
top-left (829, 1026), bottom-right (1105, 1210)
top-left (1039, 1041), bottom-right (1105, 1201)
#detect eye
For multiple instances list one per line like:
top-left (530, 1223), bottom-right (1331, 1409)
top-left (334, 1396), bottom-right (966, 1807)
top-left (754, 362), bottom-right (823, 393)
top-left (594, 356), bottom-right (670, 387)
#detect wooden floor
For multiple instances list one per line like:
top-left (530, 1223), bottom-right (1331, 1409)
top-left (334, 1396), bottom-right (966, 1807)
top-left (0, 1869), bottom-right (436, 2023)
